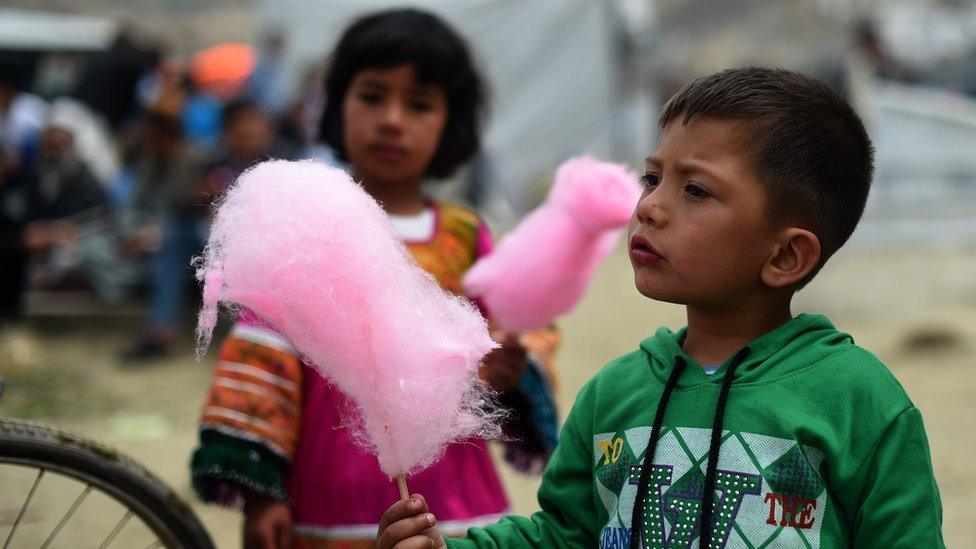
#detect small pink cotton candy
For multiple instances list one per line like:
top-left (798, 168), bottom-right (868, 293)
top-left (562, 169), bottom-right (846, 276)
top-left (195, 160), bottom-right (500, 478)
top-left (463, 156), bottom-right (640, 332)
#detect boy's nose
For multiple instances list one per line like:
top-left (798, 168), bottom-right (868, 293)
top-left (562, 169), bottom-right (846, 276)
top-left (634, 193), bottom-right (669, 228)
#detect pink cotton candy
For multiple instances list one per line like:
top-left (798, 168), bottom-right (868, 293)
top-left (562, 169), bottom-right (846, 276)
top-left (463, 156), bottom-right (640, 332)
top-left (194, 160), bottom-right (500, 478)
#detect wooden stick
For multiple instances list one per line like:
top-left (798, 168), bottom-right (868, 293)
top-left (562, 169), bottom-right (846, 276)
top-left (397, 473), bottom-right (409, 501)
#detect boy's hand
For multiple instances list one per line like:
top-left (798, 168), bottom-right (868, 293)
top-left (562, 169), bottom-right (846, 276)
top-left (244, 491), bottom-right (293, 549)
top-left (377, 494), bottom-right (445, 549)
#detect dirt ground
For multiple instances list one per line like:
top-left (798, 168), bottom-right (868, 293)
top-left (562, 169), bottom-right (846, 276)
top-left (1, 244), bottom-right (973, 547)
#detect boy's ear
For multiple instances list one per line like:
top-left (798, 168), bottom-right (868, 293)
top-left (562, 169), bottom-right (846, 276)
top-left (761, 228), bottom-right (821, 289)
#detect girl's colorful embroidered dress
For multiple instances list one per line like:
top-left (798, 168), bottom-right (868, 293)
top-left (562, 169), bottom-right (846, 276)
top-left (191, 201), bottom-right (559, 547)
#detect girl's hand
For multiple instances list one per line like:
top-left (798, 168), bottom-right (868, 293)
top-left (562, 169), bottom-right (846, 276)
top-left (377, 494), bottom-right (445, 549)
top-left (244, 491), bottom-right (293, 549)
top-left (481, 332), bottom-right (528, 391)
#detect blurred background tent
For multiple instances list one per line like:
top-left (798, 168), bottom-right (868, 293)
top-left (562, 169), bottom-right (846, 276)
top-left (254, 0), bottom-right (621, 223)
top-left (256, 0), bottom-right (976, 240)
top-left (5, 0), bottom-right (976, 236)
top-left (0, 8), bottom-right (116, 52)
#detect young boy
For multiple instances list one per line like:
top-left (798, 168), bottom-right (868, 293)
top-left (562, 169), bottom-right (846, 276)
top-left (377, 68), bottom-right (944, 548)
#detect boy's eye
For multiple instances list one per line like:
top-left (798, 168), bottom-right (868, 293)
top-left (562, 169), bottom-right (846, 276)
top-left (639, 174), bottom-right (660, 188)
top-left (684, 183), bottom-right (711, 200)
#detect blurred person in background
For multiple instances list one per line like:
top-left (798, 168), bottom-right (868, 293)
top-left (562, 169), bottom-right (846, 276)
top-left (0, 106), bottom-right (107, 309)
top-left (0, 75), bottom-right (48, 176)
top-left (196, 100), bottom-right (283, 206)
top-left (115, 106), bottom-right (193, 262)
top-left (26, 110), bottom-right (106, 227)
top-left (124, 100), bottom-right (277, 360)
top-left (246, 30), bottom-right (290, 119)
top-left (95, 99), bottom-right (199, 304)
top-left (42, 98), bottom-right (120, 188)
top-left (134, 50), bottom-right (183, 113)
top-left (0, 167), bottom-right (74, 316)
top-left (0, 70), bottom-right (48, 313)
top-left (181, 76), bottom-right (225, 153)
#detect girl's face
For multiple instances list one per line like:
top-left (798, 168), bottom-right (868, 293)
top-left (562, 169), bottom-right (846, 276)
top-left (342, 64), bottom-right (448, 187)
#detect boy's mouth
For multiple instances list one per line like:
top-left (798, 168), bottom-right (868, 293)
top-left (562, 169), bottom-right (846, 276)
top-left (629, 233), bottom-right (665, 265)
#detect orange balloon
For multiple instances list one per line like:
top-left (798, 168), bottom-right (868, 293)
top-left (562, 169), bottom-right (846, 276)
top-left (190, 43), bottom-right (257, 99)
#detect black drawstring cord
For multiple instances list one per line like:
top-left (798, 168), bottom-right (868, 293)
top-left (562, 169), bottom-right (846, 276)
top-left (630, 356), bottom-right (686, 549)
top-left (698, 347), bottom-right (750, 549)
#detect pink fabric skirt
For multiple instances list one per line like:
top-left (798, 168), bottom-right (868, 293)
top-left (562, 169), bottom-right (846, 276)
top-left (289, 365), bottom-right (509, 540)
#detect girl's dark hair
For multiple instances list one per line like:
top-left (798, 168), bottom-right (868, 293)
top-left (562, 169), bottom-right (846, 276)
top-left (319, 8), bottom-right (487, 179)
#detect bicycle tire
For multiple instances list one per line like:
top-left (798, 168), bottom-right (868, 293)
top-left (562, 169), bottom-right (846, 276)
top-left (0, 417), bottom-right (214, 549)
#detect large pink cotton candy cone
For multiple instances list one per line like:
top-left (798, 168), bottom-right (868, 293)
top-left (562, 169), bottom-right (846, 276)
top-left (463, 156), bottom-right (640, 332)
top-left (195, 160), bottom-right (499, 477)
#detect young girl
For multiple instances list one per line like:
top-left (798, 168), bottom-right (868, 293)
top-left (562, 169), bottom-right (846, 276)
top-left (190, 9), bottom-right (559, 549)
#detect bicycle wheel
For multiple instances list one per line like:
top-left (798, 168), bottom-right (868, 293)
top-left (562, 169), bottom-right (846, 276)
top-left (0, 417), bottom-right (214, 549)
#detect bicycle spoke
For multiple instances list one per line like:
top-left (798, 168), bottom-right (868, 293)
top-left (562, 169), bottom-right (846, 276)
top-left (3, 467), bottom-right (45, 549)
top-left (98, 510), bottom-right (133, 549)
top-left (142, 541), bottom-right (163, 549)
top-left (40, 483), bottom-right (92, 548)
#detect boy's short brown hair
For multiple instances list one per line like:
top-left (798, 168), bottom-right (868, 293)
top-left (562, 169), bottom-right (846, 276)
top-left (660, 67), bottom-right (874, 282)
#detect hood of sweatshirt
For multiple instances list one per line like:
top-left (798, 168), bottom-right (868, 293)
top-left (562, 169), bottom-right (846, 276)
top-left (639, 313), bottom-right (854, 389)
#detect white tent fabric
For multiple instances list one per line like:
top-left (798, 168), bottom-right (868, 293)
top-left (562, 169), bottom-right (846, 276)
top-left (0, 9), bottom-right (115, 52)
top-left (853, 82), bottom-right (976, 248)
top-left (256, 0), bottom-right (617, 217)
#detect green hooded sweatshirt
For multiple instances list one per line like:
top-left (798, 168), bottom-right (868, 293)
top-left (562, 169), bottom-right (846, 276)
top-left (447, 314), bottom-right (944, 548)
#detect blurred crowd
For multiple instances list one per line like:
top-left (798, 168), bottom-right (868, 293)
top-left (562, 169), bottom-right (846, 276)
top-left (0, 32), bottom-right (326, 359)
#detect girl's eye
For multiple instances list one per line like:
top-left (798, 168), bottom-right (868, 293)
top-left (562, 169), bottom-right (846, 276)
top-left (409, 101), bottom-right (434, 112)
top-left (684, 183), bottom-right (711, 200)
top-left (639, 174), bottom-right (660, 188)
top-left (357, 92), bottom-right (382, 105)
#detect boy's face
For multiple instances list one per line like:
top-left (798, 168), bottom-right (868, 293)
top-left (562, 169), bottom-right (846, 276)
top-left (342, 65), bottom-right (447, 187)
top-left (629, 116), bottom-right (779, 308)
